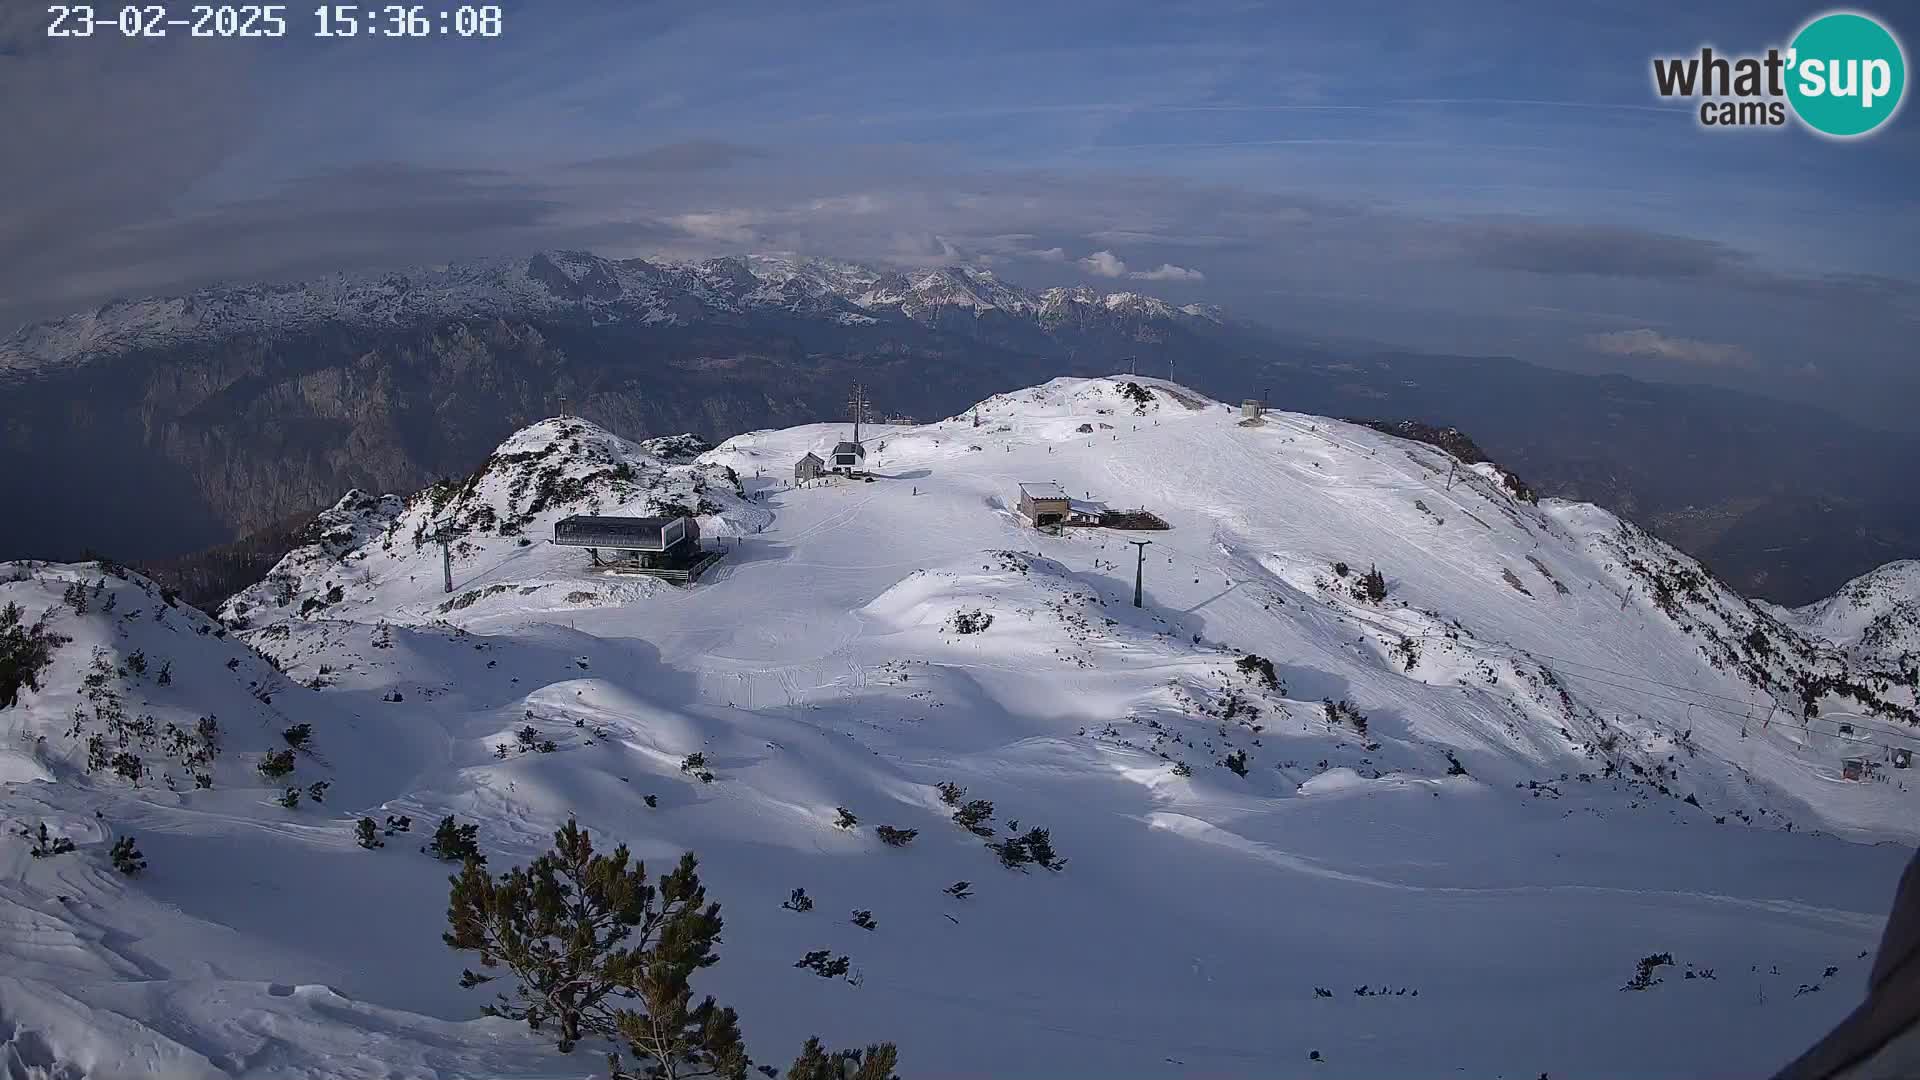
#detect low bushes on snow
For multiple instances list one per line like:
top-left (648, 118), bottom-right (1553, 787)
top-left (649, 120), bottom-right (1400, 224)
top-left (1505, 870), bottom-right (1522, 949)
top-left (425, 815), bottom-right (484, 863)
top-left (18, 822), bottom-right (76, 857)
top-left (1621, 952), bottom-right (1674, 991)
top-left (794, 949), bottom-right (850, 979)
top-left (1323, 699), bottom-right (1368, 738)
top-left (951, 799), bottom-right (995, 837)
top-left (258, 749), bottom-right (296, 779)
top-left (1234, 653), bottom-right (1279, 691)
top-left (110, 836), bottom-right (145, 875)
top-left (988, 826), bottom-right (1066, 872)
top-left (946, 609), bottom-right (993, 635)
top-left (1355, 564), bottom-right (1389, 604)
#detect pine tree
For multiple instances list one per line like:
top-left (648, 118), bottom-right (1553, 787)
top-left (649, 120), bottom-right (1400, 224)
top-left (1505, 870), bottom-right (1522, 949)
top-left (989, 836), bottom-right (1033, 870)
top-left (356, 817), bottom-right (384, 849)
top-left (0, 602), bottom-right (70, 710)
top-left (447, 821), bottom-right (902, 1075)
top-left (445, 819), bottom-right (738, 1067)
top-left (110, 836), bottom-right (145, 875)
top-left (784, 1038), bottom-right (901, 1080)
top-left (1016, 827), bottom-right (1066, 871)
top-left (426, 815), bottom-right (484, 862)
top-left (793, 950), bottom-right (850, 979)
top-left (875, 826), bottom-right (917, 847)
top-left (834, 807), bottom-right (858, 830)
top-left (277, 787), bottom-right (301, 809)
top-left (951, 799), bottom-right (995, 837)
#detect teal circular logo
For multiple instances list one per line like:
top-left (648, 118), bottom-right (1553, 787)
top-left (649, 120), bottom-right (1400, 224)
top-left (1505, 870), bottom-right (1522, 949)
top-left (1787, 11), bottom-right (1906, 137)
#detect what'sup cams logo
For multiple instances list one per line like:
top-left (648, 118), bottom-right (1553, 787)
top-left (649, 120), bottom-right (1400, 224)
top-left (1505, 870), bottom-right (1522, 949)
top-left (1652, 10), bottom-right (1906, 137)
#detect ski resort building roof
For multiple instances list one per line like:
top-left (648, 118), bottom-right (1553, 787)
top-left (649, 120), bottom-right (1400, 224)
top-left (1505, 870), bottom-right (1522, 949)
top-left (551, 514), bottom-right (696, 552)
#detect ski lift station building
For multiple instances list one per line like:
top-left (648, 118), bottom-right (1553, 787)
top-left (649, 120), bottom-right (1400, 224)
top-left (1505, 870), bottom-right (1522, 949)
top-left (552, 514), bottom-right (701, 569)
top-left (1018, 482), bottom-right (1072, 527)
top-left (831, 440), bottom-right (866, 473)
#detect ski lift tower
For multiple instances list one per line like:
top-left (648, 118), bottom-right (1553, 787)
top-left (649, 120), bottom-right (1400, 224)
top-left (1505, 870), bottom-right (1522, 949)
top-left (426, 525), bottom-right (456, 594)
top-left (846, 382), bottom-right (871, 445)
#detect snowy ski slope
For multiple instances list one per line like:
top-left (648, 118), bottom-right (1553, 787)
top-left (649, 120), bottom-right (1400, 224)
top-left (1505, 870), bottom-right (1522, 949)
top-left (2, 376), bottom-right (1916, 1079)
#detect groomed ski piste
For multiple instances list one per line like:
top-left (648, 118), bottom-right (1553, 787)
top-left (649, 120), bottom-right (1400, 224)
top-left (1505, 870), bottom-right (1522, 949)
top-left (3, 376), bottom-right (1917, 1079)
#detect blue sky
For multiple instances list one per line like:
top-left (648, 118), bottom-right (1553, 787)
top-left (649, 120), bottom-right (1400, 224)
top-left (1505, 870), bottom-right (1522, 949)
top-left (2, 0), bottom-right (1915, 423)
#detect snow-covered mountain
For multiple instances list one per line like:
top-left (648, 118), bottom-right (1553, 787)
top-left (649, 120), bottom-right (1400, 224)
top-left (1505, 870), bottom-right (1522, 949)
top-left (2, 377), bottom-right (1916, 1078)
top-left (1775, 561), bottom-right (1920, 671)
top-left (0, 253), bottom-right (1220, 376)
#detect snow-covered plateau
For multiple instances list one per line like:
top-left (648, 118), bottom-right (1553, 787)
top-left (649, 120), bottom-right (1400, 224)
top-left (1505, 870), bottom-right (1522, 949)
top-left (2, 376), bottom-right (1916, 1079)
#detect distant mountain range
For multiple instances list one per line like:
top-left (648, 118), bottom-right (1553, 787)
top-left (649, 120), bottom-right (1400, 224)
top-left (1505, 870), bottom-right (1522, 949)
top-left (3, 250), bottom-right (1914, 606)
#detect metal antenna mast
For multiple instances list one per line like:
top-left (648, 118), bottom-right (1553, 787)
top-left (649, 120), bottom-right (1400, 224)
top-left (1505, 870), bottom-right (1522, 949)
top-left (1128, 539), bottom-right (1153, 608)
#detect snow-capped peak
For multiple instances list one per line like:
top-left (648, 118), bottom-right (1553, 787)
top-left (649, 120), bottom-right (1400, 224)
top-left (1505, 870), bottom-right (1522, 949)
top-left (1783, 559), bottom-right (1920, 664)
top-left (1, 253), bottom-right (1223, 374)
top-left (218, 417), bottom-right (752, 627)
top-left (4, 375), bottom-right (1914, 1080)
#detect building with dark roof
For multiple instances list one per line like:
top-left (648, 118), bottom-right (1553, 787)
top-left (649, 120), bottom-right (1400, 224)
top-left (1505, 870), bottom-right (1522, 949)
top-left (831, 441), bottom-right (866, 473)
top-left (553, 514), bottom-right (701, 568)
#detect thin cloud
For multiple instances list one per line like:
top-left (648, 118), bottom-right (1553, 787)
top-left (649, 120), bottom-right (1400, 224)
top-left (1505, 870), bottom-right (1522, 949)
top-left (1584, 328), bottom-right (1752, 368)
top-left (1460, 221), bottom-right (1740, 280)
top-left (1129, 263), bottom-right (1205, 282)
top-left (1079, 250), bottom-right (1128, 277)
